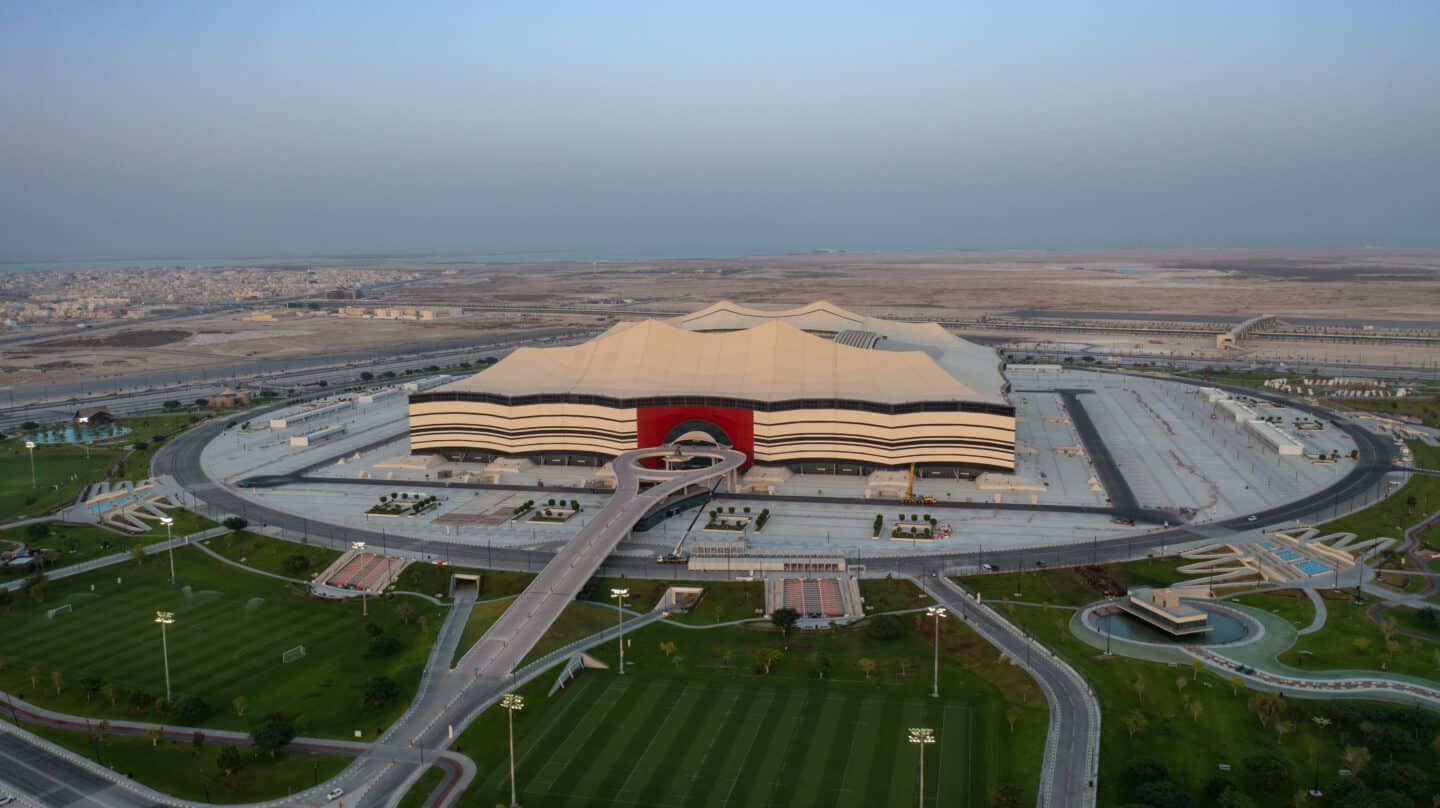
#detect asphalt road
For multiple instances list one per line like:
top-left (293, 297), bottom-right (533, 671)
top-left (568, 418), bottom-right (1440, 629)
top-left (0, 730), bottom-right (164, 808)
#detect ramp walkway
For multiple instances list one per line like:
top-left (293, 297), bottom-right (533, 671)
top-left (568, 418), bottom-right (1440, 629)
top-left (456, 444), bottom-right (746, 677)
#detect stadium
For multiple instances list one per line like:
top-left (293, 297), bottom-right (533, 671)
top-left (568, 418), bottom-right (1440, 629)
top-left (408, 300), bottom-right (1015, 475)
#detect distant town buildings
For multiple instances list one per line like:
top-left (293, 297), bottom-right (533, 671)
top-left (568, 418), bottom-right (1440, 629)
top-left (0, 266), bottom-right (416, 328)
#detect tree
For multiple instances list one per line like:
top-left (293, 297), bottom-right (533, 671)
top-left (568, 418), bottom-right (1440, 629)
top-left (1175, 675), bottom-right (1188, 695)
top-left (1248, 692), bottom-right (1285, 728)
top-left (363, 676), bottom-right (400, 708)
top-left (232, 695), bottom-right (249, 718)
top-left (1189, 700), bottom-right (1204, 723)
top-left (360, 371), bottom-right (374, 381)
top-left (1242, 750), bottom-right (1291, 794)
top-left (368, 636), bottom-right (403, 657)
top-left (858, 658), bottom-right (876, 679)
top-left (281, 555), bottom-right (311, 576)
top-left (809, 653), bottom-right (831, 679)
top-left (757, 647), bottom-right (783, 675)
top-left (191, 731), bottom-right (205, 757)
top-left (25, 523), bottom-right (50, 541)
top-left (222, 517), bottom-right (248, 532)
top-left (992, 784), bottom-right (1024, 808)
top-left (23, 573), bottom-right (46, 603)
top-left (1214, 792), bottom-right (1256, 808)
top-left (194, 398), bottom-right (210, 408)
top-left (173, 696), bottom-right (212, 724)
top-left (659, 641), bottom-right (677, 658)
top-left (144, 726), bottom-right (164, 748)
top-left (250, 716), bottom-right (296, 757)
top-left (1274, 719), bottom-right (1295, 743)
top-left (80, 674), bottom-right (105, 702)
top-left (128, 689), bottom-right (155, 713)
top-left (1190, 658), bottom-right (1204, 680)
top-left (1005, 706), bottom-right (1019, 733)
top-left (396, 603), bottom-right (418, 625)
top-left (217, 744), bottom-right (243, 779)
top-left (129, 544), bottom-right (146, 565)
top-left (1132, 780), bottom-right (1192, 808)
top-left (163, 400), bottom-right (182, 411)
top-left (1133, 674), bottom-right (1147, 703)
top-left (51, 670), bottom-right (63, 695)
top-left (1229, 675), bottom-right (1244, 696)
top-left (1123, 709), bottom-right (1148, 738)
top-left (866, 613), bottom-right (902, 641)
top-left (102, 683), bottom-right (116, 707)
top-left (770, 608), bottom-right (799, 647)
top-left (1123, 757), bottom-right (1168, 789)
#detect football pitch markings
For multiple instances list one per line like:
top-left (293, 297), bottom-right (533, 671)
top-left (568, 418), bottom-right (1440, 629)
top-left (479, 673), bottom-right (977, 807)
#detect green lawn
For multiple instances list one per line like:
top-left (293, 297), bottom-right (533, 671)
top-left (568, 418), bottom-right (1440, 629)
top-left (1281, 594), bottom-right (1440, 679)
top-left (0, 442), bottom-right (119, 522)
top-left (452, 596), bottom-right (517, 667)
top-left (0, 521), bottom-right (128, 583)
top-left (397, 765), bottom-right (446, 808)
top-left (955, 557), bottom-right (1189, 607)
top-left (859, 576), bottom-right (934, 611)
top-left (992, 603), bottom-right (1434, 807)
top-left (1384, 603), bottom-right (1440, 640)
top-left (1312, 440), bottom-right (1440, 549)
top-left (518, 601), bottom-right (617, 667)
top-left (453, 612), bottom-right (1046, 808)
top-left (1228, 589), bottom-right (1315, 631)
top-left (0, 545), bottom-right (445, 739)
top-left (137, 507), bottom-right (217, 539)
top-left (6, 717), bottom-right (350, 803)
top-left (670, 580), bottom-right (766, 625)
top-left (203, 530), bottom-right (342, 580)
top-left (1333, 396), bottom-right (1440, 429)
top-left (391, 561), bottom-right (535, 601)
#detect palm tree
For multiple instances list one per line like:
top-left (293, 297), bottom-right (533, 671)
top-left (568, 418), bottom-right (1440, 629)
top-left (1189, 701), bottom-right (1204, 722)
top-left (1123, 710), bottom-right (1148, 738)
top-left (1342, 745), bottom-right (1370, 775)
top-left (858, 658), bottom-right (877, 679)
top-left (1133, 674), bottom-right (1147, 703)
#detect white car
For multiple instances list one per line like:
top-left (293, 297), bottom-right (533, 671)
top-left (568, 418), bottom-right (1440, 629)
top-left (1246, 515), bottom-right (1258, 522)
top-left (326, 788), bottom-right (345, 801)
top-left (0, 796), bottom-right (16, 806)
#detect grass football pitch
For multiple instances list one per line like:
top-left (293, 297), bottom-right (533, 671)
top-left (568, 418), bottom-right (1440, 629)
top-left (469, 674), bottom-right (982, 807)
top-left (0, 545), bottom-right (445, 739)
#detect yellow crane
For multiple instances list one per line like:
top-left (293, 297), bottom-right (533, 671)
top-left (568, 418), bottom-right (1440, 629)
top-left (902, 463), bottom-right (936, 505)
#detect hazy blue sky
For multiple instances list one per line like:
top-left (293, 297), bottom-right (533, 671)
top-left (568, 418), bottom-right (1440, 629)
top-left (2, 1), bottom-right (1438, 262)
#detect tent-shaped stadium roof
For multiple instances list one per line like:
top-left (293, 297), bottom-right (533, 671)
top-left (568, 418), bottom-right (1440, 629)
top-left (437, 302), bottom-right (1009, 406)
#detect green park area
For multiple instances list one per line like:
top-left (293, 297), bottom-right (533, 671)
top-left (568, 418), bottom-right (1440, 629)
top-left (1333, 395), bottom-right (1440, 429)
top-left (1229, 589), bottom-right (1316, 631)
top-left (0, 443), bottom-right (119, 522)
top-left (397, 765), bottom-right (446, 808)
top-left (0, 544), bottom-right (445, 740)
top-left (580, 575), bottom-right (767, 625)
top-left (957, 556), bottom-right (1190, 608)
top-left (985, 597), bottom-right (1439, 807)
top-left (454, 590), bottom-right (1047, 808)
top-left (1277, 594), bottom-right (1440, 680)
top-left (203, 529), bottom-right (342, 580)
top-left (0, 521), bottom-right (127, 583)
top-left (4, 718), bottom-right (350, 803)
top-left (393, 560), bottom-right (534, 601)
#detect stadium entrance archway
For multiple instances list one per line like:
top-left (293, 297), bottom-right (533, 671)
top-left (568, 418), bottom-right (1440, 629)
top-left (637, 405), bottom-right (754, 469)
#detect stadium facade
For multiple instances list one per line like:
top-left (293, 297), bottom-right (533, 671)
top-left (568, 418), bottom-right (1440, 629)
top-left (408, 301), bottom-right (1015, 475)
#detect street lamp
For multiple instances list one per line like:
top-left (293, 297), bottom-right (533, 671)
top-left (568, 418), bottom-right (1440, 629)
top-left (25, 440), bottom-right (36, 488)
top-left (502, 693), bottom-right (525, 808)
top-left (926, 606), bottom-right (947, 698)
top-left (611, 588), bottom-right (629, 675)
top-left (908, 727), bottom-right (936, 808)
top-left (160, 516), bottom-right (176, 585)
top-left (351, 541), bottom-right (368, 616)
top-left (155, 611), bottom-right (175, 702)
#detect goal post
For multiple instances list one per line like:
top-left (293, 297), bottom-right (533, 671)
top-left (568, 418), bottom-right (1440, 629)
top-left (282, 645), bottom-right (307, 664)
top-left (47, 604), bottom-right (73, 619)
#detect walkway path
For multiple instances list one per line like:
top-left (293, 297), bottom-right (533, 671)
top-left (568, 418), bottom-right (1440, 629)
top-left (925, 576), bottom-right (1100, 808)
top-left (1298, 588), bottom-right (1327, 636)
top-left (1187, 645), bottom-right (1440, 707)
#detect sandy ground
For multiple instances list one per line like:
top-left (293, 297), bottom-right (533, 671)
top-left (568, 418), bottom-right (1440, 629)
top-left (8, 248), bottom-right (1437, 386)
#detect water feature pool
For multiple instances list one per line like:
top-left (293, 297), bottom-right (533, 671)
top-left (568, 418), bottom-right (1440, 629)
top-left (1093, 603), bottom-right (1253, 646)
top-left (26, 423), bottom-right (131, 444)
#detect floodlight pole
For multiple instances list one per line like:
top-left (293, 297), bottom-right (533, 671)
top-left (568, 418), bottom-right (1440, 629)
top-left (352, 541), bottom-right (368, 616)
top-left (26, 441), bottom-right (37, 488)
top-left (161, 517), bottom-right (176, 585)
top-left (927, 606), bottom-right (947, 698)
top-left (156, 611), bottom-right (175, 703)
top-left (612, 588), bottom-right (629, 675)
top-left (908, 728), bottom-right (935, 808)
top-left (502, 694), bottom-right (524, 807)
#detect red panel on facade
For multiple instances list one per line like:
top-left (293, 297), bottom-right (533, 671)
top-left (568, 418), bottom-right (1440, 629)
top-left (635, 405), bottom-right (754, 469)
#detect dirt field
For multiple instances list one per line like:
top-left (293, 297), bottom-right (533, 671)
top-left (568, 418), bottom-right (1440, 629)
top-left (8, 248), bottom-right (1437, 386)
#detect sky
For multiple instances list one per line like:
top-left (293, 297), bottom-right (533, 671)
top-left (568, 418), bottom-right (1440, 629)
top-left (2, 1), bottom-right (1438, 263)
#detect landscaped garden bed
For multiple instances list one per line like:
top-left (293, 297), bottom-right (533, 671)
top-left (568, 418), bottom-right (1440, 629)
top-left (366, 492), bottom-right (440, 517)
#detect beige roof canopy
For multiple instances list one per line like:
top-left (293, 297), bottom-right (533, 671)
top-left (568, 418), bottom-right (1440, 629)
top-left (438, 303), bottom-right (1009, 406)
